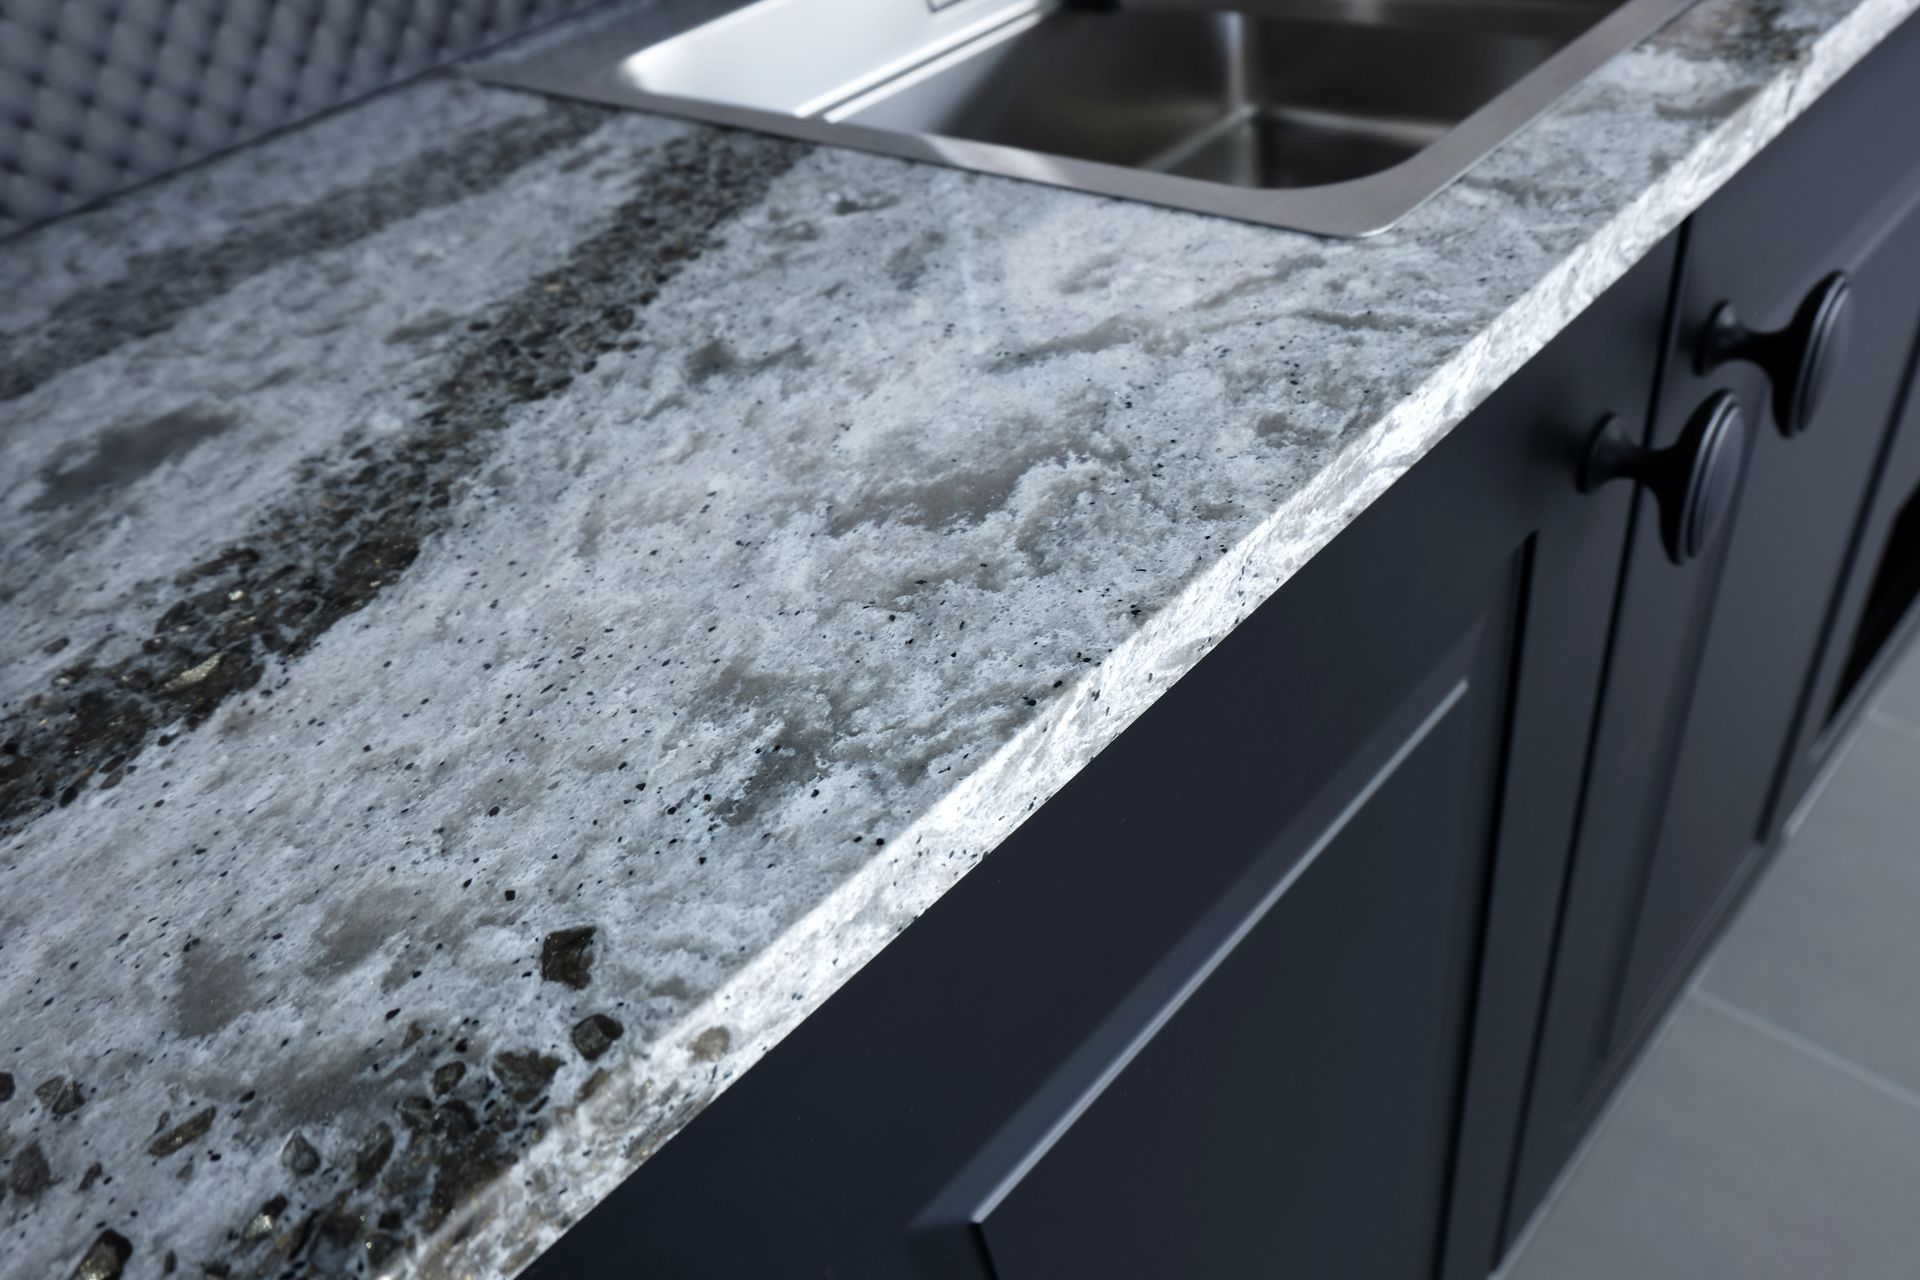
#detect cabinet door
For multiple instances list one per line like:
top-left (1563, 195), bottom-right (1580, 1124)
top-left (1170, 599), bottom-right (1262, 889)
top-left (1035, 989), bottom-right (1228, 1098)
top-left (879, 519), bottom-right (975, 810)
top-left (886, 620), bottom-right (1512, 1280)
top-left (521, 243), bottom-right (1677, 1280)
top-left (1781, 339), bottom-right (1920, 812)
top-left (1510, 13), bottom-right (1920, 1234)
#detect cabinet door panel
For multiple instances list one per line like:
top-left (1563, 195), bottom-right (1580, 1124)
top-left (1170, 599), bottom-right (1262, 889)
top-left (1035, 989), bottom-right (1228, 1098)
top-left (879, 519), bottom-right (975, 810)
top-left (928, 616), bottom-right (1508, 1280)
top-left (1782, 369), bottom-right (1920, 817)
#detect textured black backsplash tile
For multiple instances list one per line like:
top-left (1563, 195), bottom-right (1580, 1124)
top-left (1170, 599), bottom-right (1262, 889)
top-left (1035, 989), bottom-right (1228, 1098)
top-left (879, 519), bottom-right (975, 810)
top-left (0, 0), bottom-right (609, 237)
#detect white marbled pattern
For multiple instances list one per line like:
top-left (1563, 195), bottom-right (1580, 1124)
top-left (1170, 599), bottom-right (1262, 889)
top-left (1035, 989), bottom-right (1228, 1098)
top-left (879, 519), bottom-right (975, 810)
top-left (1, 0), bottom-right (1917, 1273)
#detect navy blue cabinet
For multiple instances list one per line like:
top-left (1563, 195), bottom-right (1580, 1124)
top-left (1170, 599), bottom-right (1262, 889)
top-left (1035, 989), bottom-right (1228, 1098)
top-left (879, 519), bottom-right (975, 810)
top-left (1510, 15), bottom-right (1920, 1231)
top-left (526, 18), bottom-right (1920, 1280)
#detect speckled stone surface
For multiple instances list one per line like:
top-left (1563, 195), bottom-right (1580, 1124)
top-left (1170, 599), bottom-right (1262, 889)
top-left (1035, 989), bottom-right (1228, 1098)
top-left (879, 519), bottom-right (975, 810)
top-left (2, 0), bottom-right (1916, 1272)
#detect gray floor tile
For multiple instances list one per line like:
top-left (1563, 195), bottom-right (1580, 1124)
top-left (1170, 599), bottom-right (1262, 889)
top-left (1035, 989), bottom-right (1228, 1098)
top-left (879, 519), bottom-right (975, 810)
top-left (1502, 995), bottom-right (1920, 1280)
top-left (1699, 716), bottom-right (1920, 1095)
top-left (1864, 630), bottom-right (1920, 731)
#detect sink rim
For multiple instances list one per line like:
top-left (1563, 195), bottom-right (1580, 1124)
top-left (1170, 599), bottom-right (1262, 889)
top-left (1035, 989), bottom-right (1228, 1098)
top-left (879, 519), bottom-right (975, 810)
top-left (475, 0), bottom-right (1699, 237)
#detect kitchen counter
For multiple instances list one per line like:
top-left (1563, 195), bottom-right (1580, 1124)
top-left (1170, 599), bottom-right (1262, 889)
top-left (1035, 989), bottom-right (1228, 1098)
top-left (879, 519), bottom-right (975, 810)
top-left (1, 0), bottom-right (1913, 1272)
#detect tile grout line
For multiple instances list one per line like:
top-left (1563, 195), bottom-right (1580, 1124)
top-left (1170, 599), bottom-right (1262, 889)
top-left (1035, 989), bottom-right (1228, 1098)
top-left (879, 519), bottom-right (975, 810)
top-left (1866, 705), bottom-right (1920, 740)
top-left (1501, 934), bottom-right (1919, 1277)
top-left (1690, 988), bottom-right (1920, 1118)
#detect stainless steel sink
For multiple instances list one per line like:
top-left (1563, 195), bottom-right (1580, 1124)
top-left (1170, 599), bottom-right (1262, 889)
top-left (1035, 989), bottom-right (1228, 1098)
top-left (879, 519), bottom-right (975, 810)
top-left (481, 0), bottom-right (1694, 236)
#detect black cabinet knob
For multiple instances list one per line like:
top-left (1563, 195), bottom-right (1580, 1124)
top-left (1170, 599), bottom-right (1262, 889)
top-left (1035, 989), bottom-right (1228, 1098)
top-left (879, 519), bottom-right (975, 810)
top-left (1580, 392), bottom-right (1747, 565)
top-left (1697, 271), bottom-right (1852, 437)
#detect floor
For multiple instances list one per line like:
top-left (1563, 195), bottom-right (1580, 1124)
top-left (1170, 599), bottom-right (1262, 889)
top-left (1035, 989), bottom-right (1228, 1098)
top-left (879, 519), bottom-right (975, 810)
top-left (1500, 643), bottom-right (1920, 1280)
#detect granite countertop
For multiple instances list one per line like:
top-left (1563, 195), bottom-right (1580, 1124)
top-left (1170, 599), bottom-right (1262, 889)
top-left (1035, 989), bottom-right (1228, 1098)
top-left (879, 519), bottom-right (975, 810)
top-left (1, 0), bottom-right (1914, 1272)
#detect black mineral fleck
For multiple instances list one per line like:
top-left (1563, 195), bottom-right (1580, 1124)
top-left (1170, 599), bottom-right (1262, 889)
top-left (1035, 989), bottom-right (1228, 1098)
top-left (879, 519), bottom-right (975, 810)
top-left (241, 1193), bottom-right (289, 1242)
top-left (66, 1229), bottom-right (132, 1280)
top-left (570, 1013), bottom-right (625, 1061)
top-left (148, 1106), bottom-right (216, 1157)
top-left (365, 1232), bottom-right (405, 1268)
top-left (309, 1209), bottom-right (365, 1267)
top-left (431, 1061), bottom-right (466, 1095)
top-left (431, 1098), bottom-right (480, 1142)
top-left (540, 926), bottom-right (597, 988)
top-left (0, 1071), bottom-right (12, 1101)
top-left (11, 1141), bottom-right (52, 1197)
top-left (36, 1075), bottom-right (85, 1116)
top-left (493, 1049), bottom-right (563, 1103)
top-left (281, 1132), bottom-right (320, 1176)
top-left (353, 1122), bottom-right (396, 1186)
top-left (397, 1094), bottom-right (436, 1132)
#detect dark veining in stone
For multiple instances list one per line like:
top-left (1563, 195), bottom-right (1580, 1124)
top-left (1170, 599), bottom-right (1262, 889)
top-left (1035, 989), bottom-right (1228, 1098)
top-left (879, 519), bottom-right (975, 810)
top-left (885, 229), bottom-right (947, 290)
top-left (29, 407), bottom-right (239, 510)
top-left (173, 940), bottom-right (258, 1039)
top-left (985, 316), bottom-right (1158, 371)
top-left (1668, 0), bottom-right (1816, 65)
top-left (1192, 255), bottom-right (1329, 310)
top-left (0, 93), bottom-right (615, 405)
top-left (682, 336), bottom-right (811, 385)
top-left (1655, 84), bottom-right (1766, 120)
top-left (1286, 305), bottom-right (1465, 338)
top-left (0, 127), bottom-right (809, 841)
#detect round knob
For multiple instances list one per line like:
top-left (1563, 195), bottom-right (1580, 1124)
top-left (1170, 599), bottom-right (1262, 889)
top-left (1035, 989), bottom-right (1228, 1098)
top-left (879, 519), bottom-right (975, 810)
top-left (1580, 392), bottom-right (1747, 565)
top-left (1697, 272), bottom-right (1852, 437)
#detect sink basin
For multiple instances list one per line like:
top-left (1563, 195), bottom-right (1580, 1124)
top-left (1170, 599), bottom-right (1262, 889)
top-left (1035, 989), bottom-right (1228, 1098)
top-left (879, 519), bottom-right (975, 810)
top-left (481, 0), bottom-right (1694, 236)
